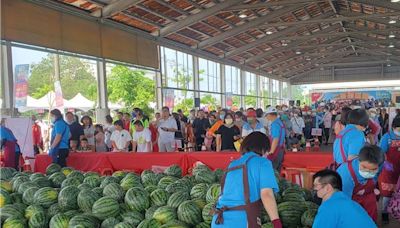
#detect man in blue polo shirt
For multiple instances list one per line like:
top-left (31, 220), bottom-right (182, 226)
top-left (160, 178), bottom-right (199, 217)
top-left (0, 118), bottom-right (21, 169)
top-left (312, 169), bottom-right (376, 228)
top-left (265, 107), bottom-right (285, 171)
top-left (337, 145), bottom-right (384, 222)
top-left (333, 109), bottom-right (368, 166)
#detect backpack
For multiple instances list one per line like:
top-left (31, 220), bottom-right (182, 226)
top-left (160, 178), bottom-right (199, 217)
top-left (387, 176), bottom-right (400, 221)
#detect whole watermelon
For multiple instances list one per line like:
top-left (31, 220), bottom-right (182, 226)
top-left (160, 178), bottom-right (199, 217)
top-left (11, 176), bottom-right (30, 192)
top-left (166, 180), bottom-right (191, 194)
top-left (152, 206), bottom-right (177, 224)
top-left (48, 172), bottom-right (66, 188)
top-left (77, 183), bottom-right (92, 191)
top-left (101, 217), bottom-right (120, 228)
top-left (100, 176), bottom-right (120, 188)
top-left (46, 163), bottom-right (61, 176)
top-left (141, 173), bottom-right (159, 187)
top-left (68, 214), bottom-right (99, 228)
top-left (177, 200), bottom-right (202, 225)
top-left (145, 206), bottom-right (159, 220)
top-left (120, 211), bottom-right (144, 227)
top-left (145, 185), bottom-right (158, 194)
top-left (150, 188), bottom-right (169, 207)
top-left (17, 181), bottom-right (38, 194)
top-left (124, 187), bottom-right (150, 212)
top-left (61, 178), bottom-right (81, 188)
top-left (2, 216), bottom-right (27, 228)
top-left (190, 183), bottom-right (209, 200)
top-left (92, 196), bottom-right (120, 220)
top-left (192, 165), bottom-right (211, 176)
top-left (202, 203), bottom-right (215, 224)
top-left (278, 201), bottom-right (307, 228)
top-left (164, 165), bottom-right (182, 178)
top-left (0, 189), bottom-right (12, 208)
top-left (0, 181), bottom-right (13, 193)
top-left (24, 205), bottom-right (44, 220)
top-left (47, 203), bottom-right (62, 218)
top-left (168, 191), bottom-right (190, 208)
top-left (0, 167), bottom-right (17, 181)
top-left (28, 210), bottom-right (47, 228)
top-left (206, 184), bottom-right (221, 204)
top-left (195, 170), bottom-right (216, 184)
top-left (120, 173), bottom-right (141, 191)
top-left (60, 167), bottom-right (73, 177)
top-left (49, 213), bottom-right (70, 228)
top-left (137, 218), bottom-right (162, 228)
top-left (92, 187), bottom-right (104, 196)
top-left (33, 187), bottom-right (58, 208)
top-left (58, 186), bottom-right (80, 211)
top-left (66, 171), bottom-right (84, 182)
top-left (301, 208), bottom-right (318, 227)
top-left (158, 176), bottom-right (178, 190)
top-left (103, 183), bottom-right (125, 202)
top-left (0, 204), bottom-right (24, 221)
top-left (29, 173), bottom-right (45, 181)
top-left (32, 176), bottom-right (53, 188)
top-left (83, 175), bottom-right (101, 188)
top-left (77, 189), bottom-right (101, 213)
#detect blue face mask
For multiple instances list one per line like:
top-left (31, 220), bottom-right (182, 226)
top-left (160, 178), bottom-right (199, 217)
top-left (220, 114), bottom-right (225, 120)
top-left (359, 169), bottom-right (377, 179)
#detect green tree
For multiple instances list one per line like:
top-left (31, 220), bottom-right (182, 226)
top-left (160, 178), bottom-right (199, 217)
top-left (28, 54), bottom-right (97, 99)
top-left (107, 65), bottom-right (155, 114)
top-left (244, 90), bottom-right (257, 108)
top-left (232, 96), bottom-right (240, 109)
top-left (174, 98), bottom-right (194, 114)
top-left (200, 94), bottom-right (219, 111)
top-left (291, 85), bottom-right (311, 105)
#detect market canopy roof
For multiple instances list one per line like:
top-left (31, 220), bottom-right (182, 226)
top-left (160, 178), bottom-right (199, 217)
top-left (64, 93), bottom-right (95, 112)
top-left (28, 0), bottom-right (400, 84)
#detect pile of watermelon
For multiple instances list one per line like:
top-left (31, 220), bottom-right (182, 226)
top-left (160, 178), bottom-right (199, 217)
top-left (0, 163), bottom-right (318, 228)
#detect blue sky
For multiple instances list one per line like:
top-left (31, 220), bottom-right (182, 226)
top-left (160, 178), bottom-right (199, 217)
top-left (12, 47), bottom-right (47, 76)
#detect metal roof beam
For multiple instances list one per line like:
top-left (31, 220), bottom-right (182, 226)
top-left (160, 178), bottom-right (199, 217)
top-left (154, 0), bottom-right (243, 37)
top-left (223, 13), bottom-right (335, 58)
top-left (228, 0), bottom-right (326, 11)
top-left (320, 60), bottom-right (396, 67)
top-left (91, 0), bottom-right (141, 18)
top-left (351, 0), bottom-right (400, 11)
top-left (340, 11), bottom-right (400, 29)
top-left (197, 5), bottom-right (301, 48)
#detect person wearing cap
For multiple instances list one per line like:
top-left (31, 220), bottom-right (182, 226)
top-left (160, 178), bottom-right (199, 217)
top-left (265, 107), bottom-right (286, 171)
top-left (242, 110), bottom-right (266, 138)
top-left (332, 109), bottom-right (368, 168)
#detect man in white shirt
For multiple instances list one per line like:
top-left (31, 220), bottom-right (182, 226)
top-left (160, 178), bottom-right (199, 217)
top-left (110, 120), bottom-right (132, 152)
top-left (291, 111), bottom-right (305, 136)
top-left (132, 120), bottom-right (152, 152)
top-left (157, 106), bottom-right (178, 152)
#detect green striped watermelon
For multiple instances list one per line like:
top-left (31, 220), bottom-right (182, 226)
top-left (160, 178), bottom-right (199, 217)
top-left (0, 189), bottom-right (11, 208)
top-left (2, 216), bottom-right (27, 228)
top-left (119, 203), bottom-right (130, 214)
top-left (17, 181), bottom-right (38, 194)
top-left (28, 210), bottom-right (47, 228)
top-left (0, 181), bottom-right (13, 193)
top-left (0, 204), bottom-right (24, 221)
top-left (177, 200), bottom-right (202, 225)
top-left (49, 172), bottom-right (66, 188)
top-left (190, 183), bottom-right (209, 200)
top-left (192, 198), bottom-right (207, 210)
top-left (58, 186), bottom-right (80, 211)
top-left (282, 192), bottom-right (305, 202)
top-left (141, 173), bottom-right (159, 187)
top-left (114, 222), bottom-right (132, 228)
top-left (166, 180), bottom-right (191, 194)
top-left (77, 183), bottom-right (92, 191)
top-left (60, 167), bottom-right (73, 177)
top-left (22, 187), bottom-right (39, 205)
top-left (112, 171), bottom-right (127, 181)
top-left (145, 206), bottom-right (159, 220)
top-left (120, 173), bottom-right (141, 191)
top-left (63, 210), bottom-right (79, 219)
top-left (49, 213), bottom-right (70, 228)
top-left (120, 211), bottom-right (144, 227)
top-left (192, 165), bottom-right (211, 176)
top-left (168, 191), bottom-right (190, 208)
top-left (24, 205), bottom-right (44, 220)
top-left (152, 206), bottom-right (177, 224)
top-left (195, 170), bottom-right (216, 184)
top-left (33, 187), bottom-right (58, 208)
top-left (202, 203), bottom-right (214, 224)
top-left (47, 204), bottom-right (62, 218)
top-left (66, 171), bottom-right (84, 182)
top-left (92, 196), bottom-right (120, 220)
top-left (29, 173), bottom-right (45, 181)
top-left (278, 201), bottom-right (307, 228)
top-left (32, 176), bottom-right (53, 188)
top-left (158, 176), bottom-right (178, 190)
top-left (195, 222), bottom-right (210, 228)
top-left (137, 218), bottom-right (162, 228)
top-left (10, 193), bottom-right (23, 204)
top-left (103, 183), bottom-right (125, 202)
top-left (150, 188), bottom-right (169, 207)
top-left (100, 217), bottom-right (120, 228)
top-left (145, 185), bottom-right (158, 194)
top-left (304, 201), bottom-right (319, 210)
top-left (100, 176), bottom-right (120, 188)
top-left (206, 184), bottom-right (221, 204)
top-left (77, 189), bottom-right (101, 213)
top-left (124, 187), bottom-right (150, 212)
top-left (83, 171), bottom-right (99, 178)
top-left (46, 163), bottom-right (61, 176)
top-left (164, 165), bottom-right (182, 178)
top-left (68, 214), bottom-right (100, 228)
top-left (11, 176), bottom-right (30, 192)
top-left (61, 178), bottom-right (81, 188)
top-left (214, 169), bottom-right (225, 183)
top-left (0, 167), bottom-right (17, 181)
top-left (92, 187), bottom-right (104, 196)
top-left (83, 176), bottom-right (101, 188)
top-left (301, 209), bottom-right (318, 227)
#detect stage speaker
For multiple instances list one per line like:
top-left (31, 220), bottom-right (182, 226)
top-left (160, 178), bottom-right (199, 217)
top-left (289, 100), bottom-right (295, 106)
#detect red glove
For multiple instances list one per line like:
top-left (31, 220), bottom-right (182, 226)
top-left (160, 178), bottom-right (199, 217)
top-left (272, 219), bottom-right (282, 228)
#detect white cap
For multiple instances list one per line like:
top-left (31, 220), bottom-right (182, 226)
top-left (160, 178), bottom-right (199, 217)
top-left (265, 107), bottom-right (278, 115)
top-left (369, 108), bottom-right (377, 113)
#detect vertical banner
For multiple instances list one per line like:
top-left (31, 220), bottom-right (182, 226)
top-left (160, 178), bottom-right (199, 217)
top-left (163, 89), bottom-right (174, 109)
top-left (226, 92), bottom-right (233, 108)
top-left (54, 81), bottom-right (64, 108)
top-left (14, 64), bottom-right (30, 108)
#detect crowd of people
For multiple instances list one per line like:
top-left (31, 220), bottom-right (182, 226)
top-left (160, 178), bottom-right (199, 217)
top-left (2, 99), bottom-right (400, 227)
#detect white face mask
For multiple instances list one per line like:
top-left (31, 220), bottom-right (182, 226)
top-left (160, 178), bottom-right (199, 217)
top-left (370, 113), bottom-right (376, 118)
top-left (359, 169), bottom-right (377, 179)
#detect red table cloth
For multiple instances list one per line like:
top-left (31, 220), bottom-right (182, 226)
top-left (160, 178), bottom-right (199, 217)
top-left (34, 151), bottom-right (333, 174)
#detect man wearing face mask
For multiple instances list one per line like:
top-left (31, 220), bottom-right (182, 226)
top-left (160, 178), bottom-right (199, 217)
top-left (312, 169), bottom-right (376, 228)
top-left (265, 107), bottom-right (286, 171)
top-left (378, 116), bottom-right (400, 224)
top-left (65, 112), bottom-right (84, 151)
top-left (332, 109), bottom-right (368, 168)
top-left (242, 110), bottom-right (266, 138)
top-left (337, 145), bottom-right (385, 222)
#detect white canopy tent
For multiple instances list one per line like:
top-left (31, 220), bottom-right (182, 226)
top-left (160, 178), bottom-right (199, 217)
top-left (64, 93), bottom-right (95, 112)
